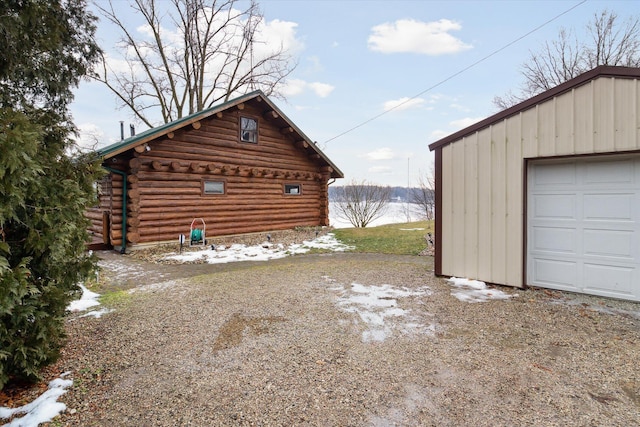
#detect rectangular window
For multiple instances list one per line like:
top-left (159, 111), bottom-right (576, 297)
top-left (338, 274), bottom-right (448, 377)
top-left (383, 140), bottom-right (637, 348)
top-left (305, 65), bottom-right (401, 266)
top-left (284, 184), bottom-right (301, 195)
top-left (240, 117), bottom-right (258, 143)
top-left (203, 180), bottom-right (225, 195)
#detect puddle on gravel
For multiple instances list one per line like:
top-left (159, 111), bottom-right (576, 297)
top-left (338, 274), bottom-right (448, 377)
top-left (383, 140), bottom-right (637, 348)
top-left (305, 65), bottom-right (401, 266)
top-left (212, 313), bottom-right (287, 352)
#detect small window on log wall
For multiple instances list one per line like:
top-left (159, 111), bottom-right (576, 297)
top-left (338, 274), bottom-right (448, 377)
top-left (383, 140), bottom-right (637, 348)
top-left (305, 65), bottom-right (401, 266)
top-left (284, 184), bottom-right (301, 195)
top-left (240, 117), bottom-right (258, 143)
top-left (203, 180), bottom-right (225, 195)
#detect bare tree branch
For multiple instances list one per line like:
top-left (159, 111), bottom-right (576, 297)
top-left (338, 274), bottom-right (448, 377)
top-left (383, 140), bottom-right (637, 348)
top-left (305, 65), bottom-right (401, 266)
top-left (494, 10), bottom-right (640, 110)
top-left (93, 0), bottom-right (297, 125)
top-left (332, 180), bottom-right (392, 228)
top-left (410, 168), bottom-right (435, 221)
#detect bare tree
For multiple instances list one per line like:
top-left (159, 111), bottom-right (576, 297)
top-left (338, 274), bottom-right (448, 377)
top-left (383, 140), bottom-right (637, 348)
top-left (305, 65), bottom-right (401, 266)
top-left (494, 10), bottom-right (640, 110)
top-left (94, 0), bottom-right (297, 127)
top-left (410, 168), bottom-right (435, 221)
top-left (332, 180), bottom-right (392, 228)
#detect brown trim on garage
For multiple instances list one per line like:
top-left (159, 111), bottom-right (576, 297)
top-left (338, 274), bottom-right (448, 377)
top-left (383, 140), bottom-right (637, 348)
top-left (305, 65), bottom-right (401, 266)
top-left (428, 66), bottom-right (640, 153)
top-left (434, 147), bottom-right (443, 276)
top-left (522, 158), bottom-right (529, 289)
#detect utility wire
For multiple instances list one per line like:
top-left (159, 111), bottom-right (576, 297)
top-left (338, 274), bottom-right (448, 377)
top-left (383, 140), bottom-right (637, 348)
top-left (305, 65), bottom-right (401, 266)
top-left (321, 0), bottom-right (588, 147)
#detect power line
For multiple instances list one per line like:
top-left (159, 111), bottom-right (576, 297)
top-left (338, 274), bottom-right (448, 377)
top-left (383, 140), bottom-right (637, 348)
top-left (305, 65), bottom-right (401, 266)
top-left (321, 0), bottom-right (588, 147)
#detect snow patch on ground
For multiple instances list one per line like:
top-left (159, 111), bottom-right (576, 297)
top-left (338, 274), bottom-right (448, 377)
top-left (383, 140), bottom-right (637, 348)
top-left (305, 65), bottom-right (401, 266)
top-left (325, 278), bottom-right (434, 342)
top-left (66, 284), bottom-right (100, 312)
top-left (0, 373), bottom-right (72, 427)
top-left (67, 284), bottom-right (112, 318)
top-left (165, 233), bottom-right (354, 264)
top-left (448, 277), bottom-right (517, 303)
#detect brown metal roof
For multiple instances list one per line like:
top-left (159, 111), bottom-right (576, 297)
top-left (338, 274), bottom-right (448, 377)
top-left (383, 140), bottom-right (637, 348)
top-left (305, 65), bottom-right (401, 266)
top-left (428, 66), bottom-right (640, 152)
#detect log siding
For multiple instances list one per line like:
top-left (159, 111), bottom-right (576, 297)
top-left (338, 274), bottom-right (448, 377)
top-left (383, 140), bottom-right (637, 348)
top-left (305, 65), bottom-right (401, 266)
top-left (87, 91), bottom-right (342, 250)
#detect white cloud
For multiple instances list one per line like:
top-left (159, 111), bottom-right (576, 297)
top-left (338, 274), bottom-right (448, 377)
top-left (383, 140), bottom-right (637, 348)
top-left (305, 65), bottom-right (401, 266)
top-left (429, 130), bottom-right (450, 141)
top-left (258, 19), bottom-right (304, 55)
top-left (450, 117), bottom-right (484, 129)
top-left (449, 103), bottom-right (471, 112)
top-left (364, 147), bottom-right (395, 161)
top-left (383, 97), bottom-right (425, 112)
top-left (429, 116), bottom-right (486, 143)
top-left (308, 82), bottom-right (335, 98)
top-left (368, 166), bottom-right (393, 174)
top-left (279, 79), bottom-right (307, 97)
top-left (73, 123), bottom-right (106, 151)
top-left (279, 79), bottom-right (334, 98)
top-left (368, 19), bottom-right (472, 55)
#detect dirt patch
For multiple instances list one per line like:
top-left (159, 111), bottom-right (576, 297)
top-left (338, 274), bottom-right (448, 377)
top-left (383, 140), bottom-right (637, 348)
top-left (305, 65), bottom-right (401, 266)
top-left (212, 313), bottom-right (288, 352)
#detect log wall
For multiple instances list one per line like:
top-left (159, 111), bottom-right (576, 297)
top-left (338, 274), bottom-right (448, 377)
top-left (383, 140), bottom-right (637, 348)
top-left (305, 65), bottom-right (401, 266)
top-left (92, 101), bottom-right (333, 248)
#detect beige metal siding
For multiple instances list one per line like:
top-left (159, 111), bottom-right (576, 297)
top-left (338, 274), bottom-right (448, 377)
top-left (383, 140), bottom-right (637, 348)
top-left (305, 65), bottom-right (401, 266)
top-left (463, 136), bottom-right (479, 279)
top-left (505, 115), bottom-right (523, 286)
top-left (439, 76), bottom-right (640, 287)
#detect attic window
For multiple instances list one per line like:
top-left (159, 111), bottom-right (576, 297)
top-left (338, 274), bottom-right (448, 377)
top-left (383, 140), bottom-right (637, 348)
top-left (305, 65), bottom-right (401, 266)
top-left (284, 184), bottom-right (301, 195)
top-left (240, 117), bottom-right (258, 143)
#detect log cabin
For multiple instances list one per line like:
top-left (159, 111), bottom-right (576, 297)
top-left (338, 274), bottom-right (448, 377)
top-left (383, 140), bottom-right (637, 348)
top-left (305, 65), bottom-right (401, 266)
top-left (86, 90), bottom-right (344, 252)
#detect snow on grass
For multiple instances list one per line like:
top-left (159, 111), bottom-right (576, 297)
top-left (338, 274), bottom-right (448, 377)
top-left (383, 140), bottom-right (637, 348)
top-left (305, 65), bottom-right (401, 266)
top-left (66, 284), bottom-right (100, 312)
top-left (448, 277), bottom-right (517, 303)
top-left (67, 284), bottom-right (112, 318)
top-left (326, 279), bottom-right (434, 342)
top-left (0, 373), bottom-right (72, 427)
top-left (165, 233), bottom-right (354, 264)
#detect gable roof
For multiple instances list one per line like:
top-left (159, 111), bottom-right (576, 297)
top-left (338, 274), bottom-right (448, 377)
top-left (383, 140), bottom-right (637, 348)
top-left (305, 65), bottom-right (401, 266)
top-left (429, 66), bottom-right (640, 152)
top-left (97, 90), bottom-right (343, 178)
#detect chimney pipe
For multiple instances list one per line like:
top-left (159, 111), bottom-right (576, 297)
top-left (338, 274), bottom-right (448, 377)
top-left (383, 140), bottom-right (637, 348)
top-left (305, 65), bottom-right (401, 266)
top-left (120, 121), bottom-right (124, 141)
top-left (130, 124), bottom-right (135, 137)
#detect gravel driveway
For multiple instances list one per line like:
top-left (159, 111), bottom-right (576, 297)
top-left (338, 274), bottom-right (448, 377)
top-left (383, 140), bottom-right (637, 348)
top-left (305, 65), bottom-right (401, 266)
top-left (53, 251), bottom-right (640, 426)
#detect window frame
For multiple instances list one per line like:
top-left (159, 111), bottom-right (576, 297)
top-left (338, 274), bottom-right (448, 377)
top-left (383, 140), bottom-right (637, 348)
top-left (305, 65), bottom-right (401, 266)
top-left (202, 179), bottom-right (226, 196)
top-left (239, 116), bottom-right (259, 144)
top-left (284, 183), bottom-right (302, 195)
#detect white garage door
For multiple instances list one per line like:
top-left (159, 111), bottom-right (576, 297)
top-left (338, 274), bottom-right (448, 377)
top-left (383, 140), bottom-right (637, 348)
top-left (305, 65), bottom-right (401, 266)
top-left (527, 156), bottom-right (640, 301)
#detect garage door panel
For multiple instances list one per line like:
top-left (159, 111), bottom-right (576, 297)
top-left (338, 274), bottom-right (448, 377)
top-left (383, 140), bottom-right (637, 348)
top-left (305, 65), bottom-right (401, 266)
top-left (584, 159), bottom-right (634, 185)
top-left (531, 226), bottom-right (576, 254)
top-left (533, 194), bottom-right (576, 220)
top-left (583, 193), bottom-right (634, 221)
top-left (533, 163), bottom-right (576, 186)
top-left (584, 229), bottom-right (634, 259)
top-left (583, 263), bottom-right (635, 297)
top-left (532, 258), bottom-right (577, 289)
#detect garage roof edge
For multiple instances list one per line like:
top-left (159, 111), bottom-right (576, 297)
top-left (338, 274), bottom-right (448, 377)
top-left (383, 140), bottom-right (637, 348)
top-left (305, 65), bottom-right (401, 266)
top-left (428, 66), bottom-right (640, 152)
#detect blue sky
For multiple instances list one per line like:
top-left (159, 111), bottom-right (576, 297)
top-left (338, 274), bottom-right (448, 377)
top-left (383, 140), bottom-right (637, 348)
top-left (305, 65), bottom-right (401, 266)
top-left (72, 0), bottom-right (638, 187)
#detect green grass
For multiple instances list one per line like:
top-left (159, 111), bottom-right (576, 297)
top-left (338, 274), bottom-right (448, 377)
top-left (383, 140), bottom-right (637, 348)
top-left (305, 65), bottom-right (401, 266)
top-left (333, 220), bottom-right (434, 255)
top-left (98, 289), bottom-right (133, 307)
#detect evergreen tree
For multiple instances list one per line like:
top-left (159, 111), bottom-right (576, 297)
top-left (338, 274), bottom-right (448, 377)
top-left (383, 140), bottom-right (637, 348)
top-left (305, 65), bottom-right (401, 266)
top-left (0, 0), bottom-right (102, 389)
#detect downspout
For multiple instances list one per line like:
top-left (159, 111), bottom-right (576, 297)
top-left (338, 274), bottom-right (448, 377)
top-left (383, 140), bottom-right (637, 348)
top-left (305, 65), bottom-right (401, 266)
top-left (103, 166), bottom-right (127, 254)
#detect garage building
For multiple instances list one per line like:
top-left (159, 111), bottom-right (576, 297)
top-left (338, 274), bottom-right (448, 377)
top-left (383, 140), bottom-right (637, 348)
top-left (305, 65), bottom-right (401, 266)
top-left (428, 66), bottom-right (640, 301)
